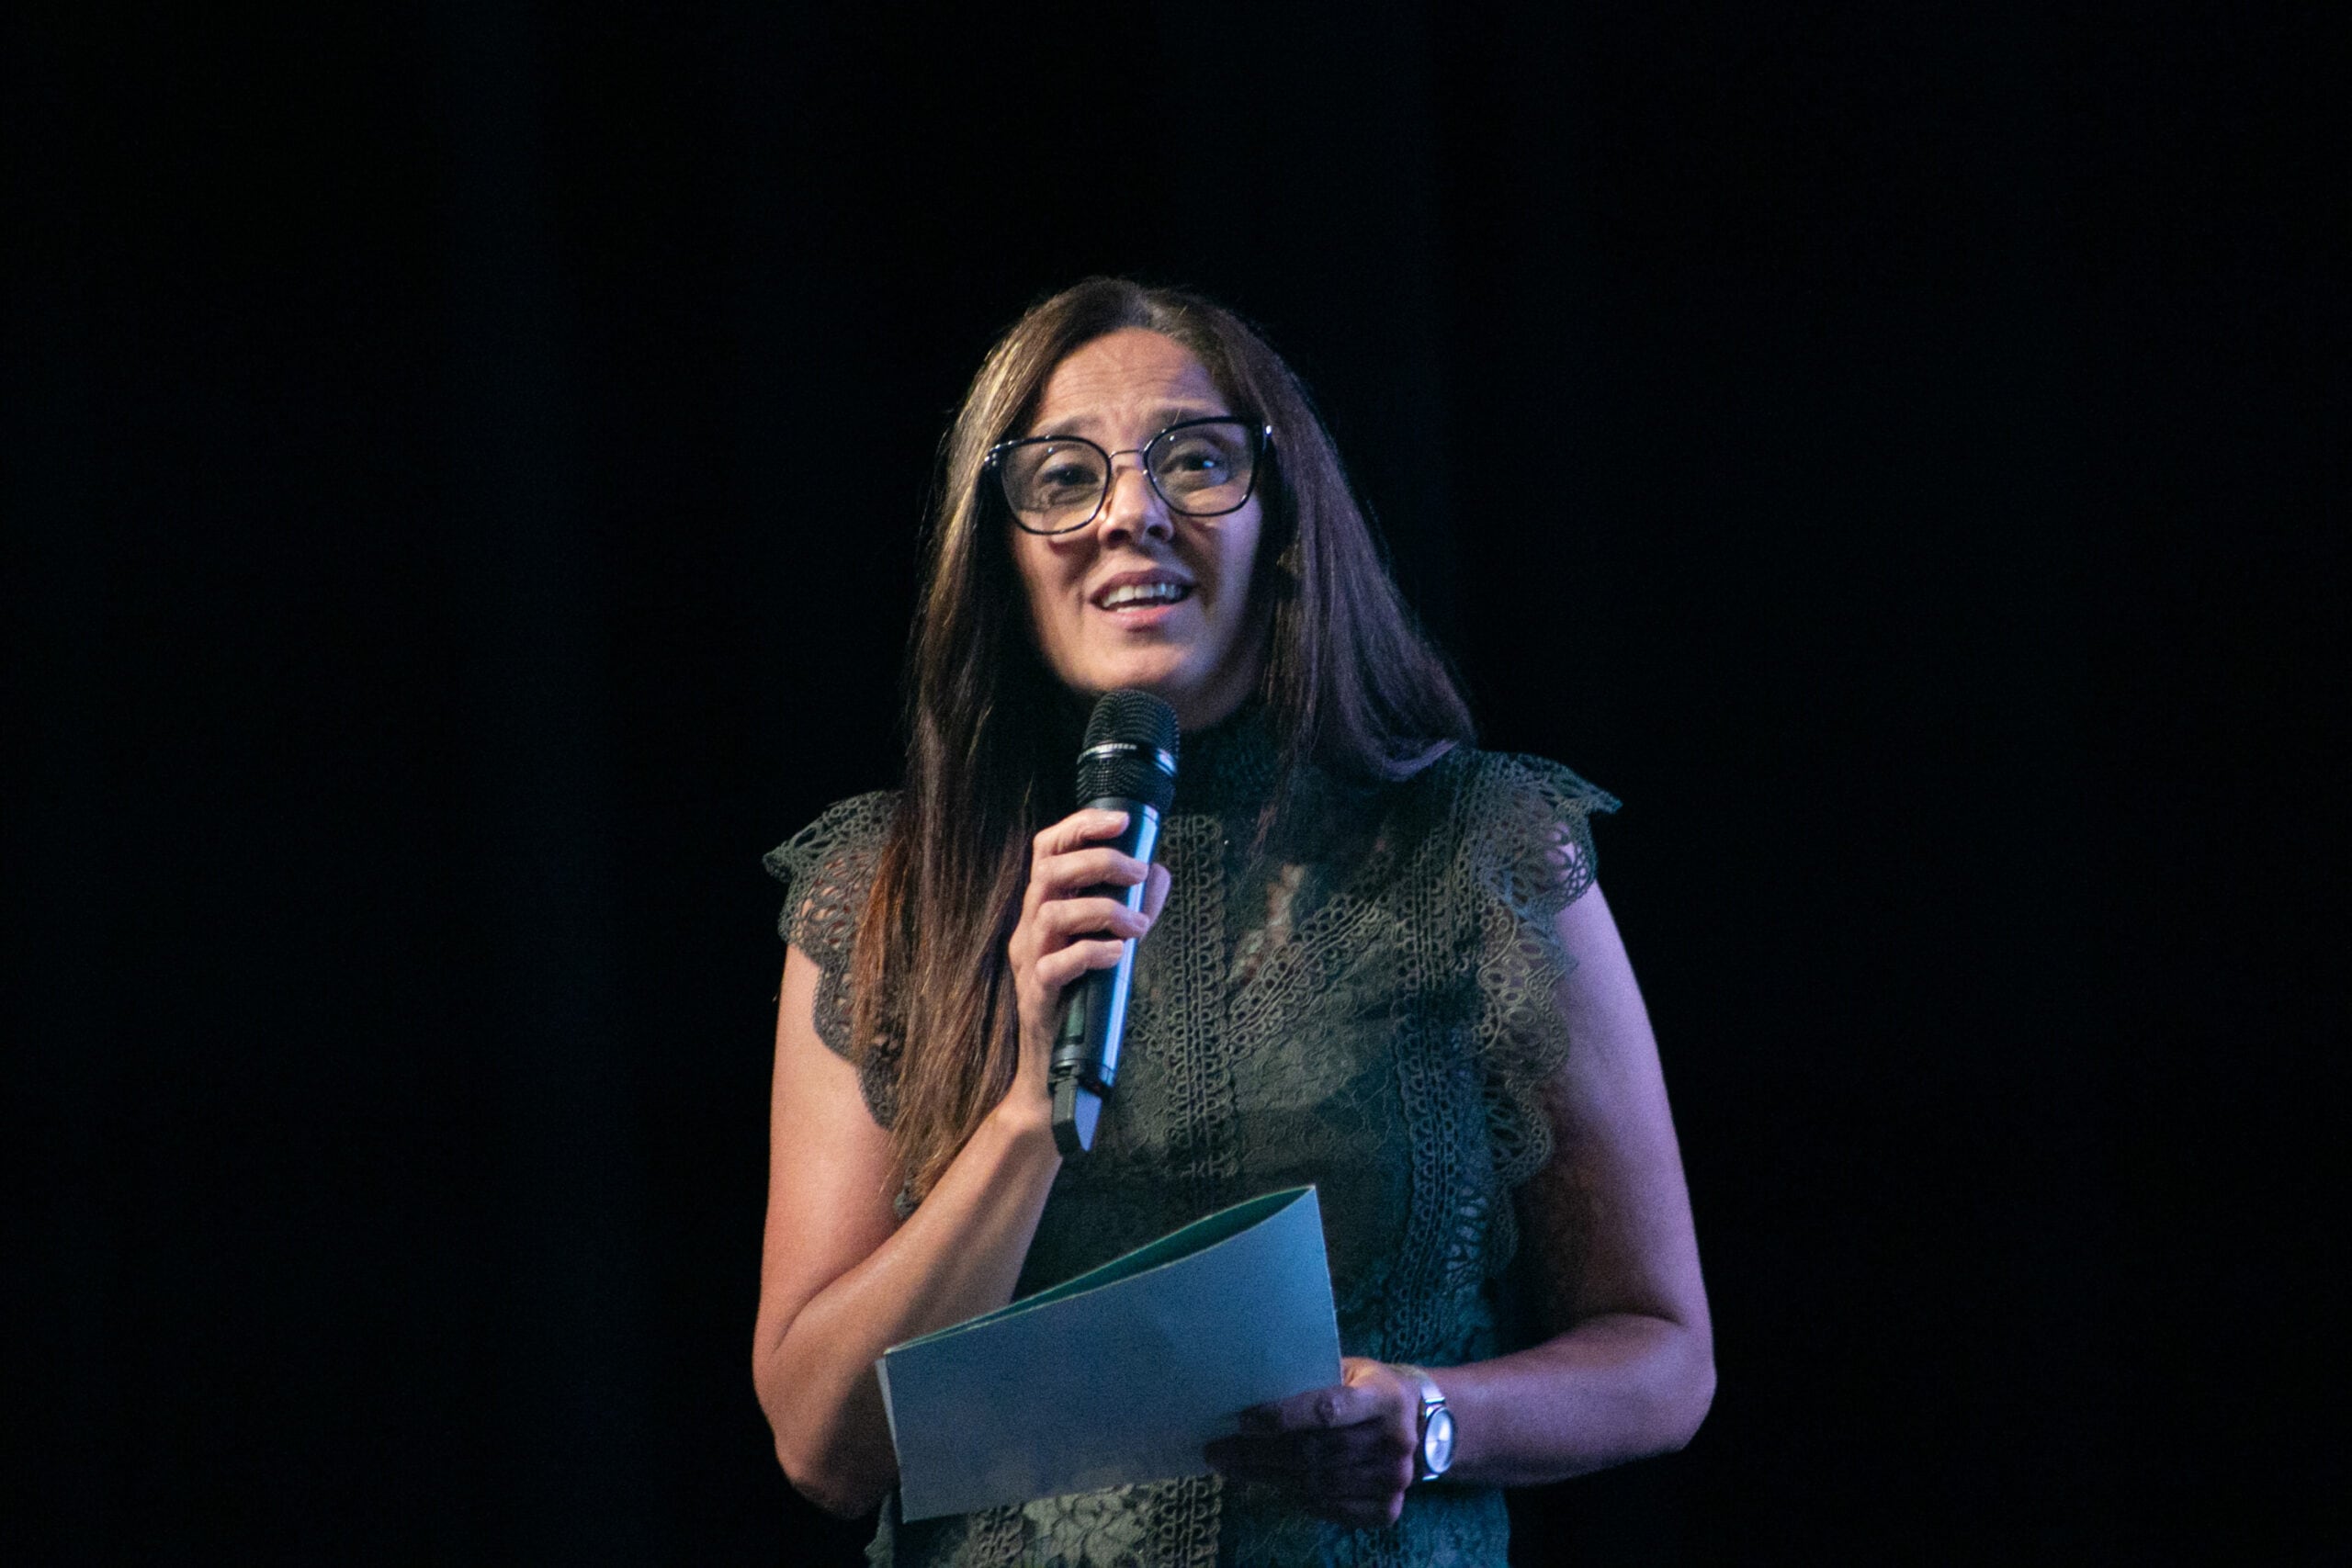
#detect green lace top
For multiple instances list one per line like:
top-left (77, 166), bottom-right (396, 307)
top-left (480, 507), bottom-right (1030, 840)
top-left (765, 712), bottom-right (1616, 1568)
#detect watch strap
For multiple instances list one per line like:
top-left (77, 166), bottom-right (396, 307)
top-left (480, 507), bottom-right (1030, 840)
top-left (1397, 1363), bottom-right (1450, 1481)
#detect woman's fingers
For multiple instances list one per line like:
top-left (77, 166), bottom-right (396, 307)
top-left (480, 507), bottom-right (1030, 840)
top-left (1203, 1427), bottom-right (1412, 1527)
top-left (1012, 810), bottom-right (1161, 959)
top-left (1242, 1376), bottom-right (1387, 1435)
top-left (1009, 807), bottom-right (1174, 1071)
top-left (1010, 897), bottom-right (1152, 978)
top-left (1031, 808), bottom-right (1132, 860)
top-left (1205, 1360), bottom-right (1418, 1523)
top-left (1034, 894), bottom-right (1152, 944)
top-left (1207, 1424), bottom-right (1400, 1473)
top-left (1028, 844), bottom-right (1150, 905)
top-left (1031, 937), bottom-right (1130, 993)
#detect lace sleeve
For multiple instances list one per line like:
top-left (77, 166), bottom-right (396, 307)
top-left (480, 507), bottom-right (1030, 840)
top-left (1462, 753), bottom-right (1620, 1269)
top-left (762, 791), bottom-right (901, 1128)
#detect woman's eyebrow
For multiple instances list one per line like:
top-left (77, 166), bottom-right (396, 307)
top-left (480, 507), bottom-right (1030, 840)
top-left (1022, 409), bottom-right (1099, 440)
top-left (1147, 402), bottom-right (1232, 427)
top-left (1027, 403), bottom-right (1232, 441)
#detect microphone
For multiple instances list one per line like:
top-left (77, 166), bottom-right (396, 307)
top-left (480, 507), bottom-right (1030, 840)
top-left (1049, 689), bottom-right (1180, 1156)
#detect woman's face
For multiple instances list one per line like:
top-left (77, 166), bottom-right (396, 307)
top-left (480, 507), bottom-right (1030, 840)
top-left (1009, 328), bottom-right (1265, 732)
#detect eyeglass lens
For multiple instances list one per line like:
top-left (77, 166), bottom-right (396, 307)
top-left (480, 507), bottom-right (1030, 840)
top-left (998, 421), bottom-right (1258, 533)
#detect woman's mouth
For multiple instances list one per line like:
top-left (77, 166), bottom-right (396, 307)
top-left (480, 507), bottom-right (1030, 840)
top-left (1095, 581), bottom-right (1193, 613)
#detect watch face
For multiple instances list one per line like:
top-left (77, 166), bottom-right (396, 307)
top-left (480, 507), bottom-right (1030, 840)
top-left (1422, 1406), bottom-right (1456, 1476)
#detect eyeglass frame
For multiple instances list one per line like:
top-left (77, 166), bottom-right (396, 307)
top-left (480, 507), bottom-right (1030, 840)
top-left (983, 416), bottom-right (1277, 536)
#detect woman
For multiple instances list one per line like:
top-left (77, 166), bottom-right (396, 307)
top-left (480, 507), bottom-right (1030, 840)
top-left (754, 278), bottom-right (1713, 1565)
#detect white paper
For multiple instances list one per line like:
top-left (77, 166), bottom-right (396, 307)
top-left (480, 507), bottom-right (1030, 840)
top-left (877, 1186), bottom-right (1342, 1522)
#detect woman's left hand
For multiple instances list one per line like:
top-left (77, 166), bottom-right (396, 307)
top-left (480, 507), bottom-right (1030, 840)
top-left (1202, 1357), bottom-right (1421, 1528)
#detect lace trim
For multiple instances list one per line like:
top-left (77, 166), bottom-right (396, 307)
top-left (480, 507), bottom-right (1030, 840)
top-left (1378, 776), bottom-right (1475, 1371)
top-left (763, 790), bottom-right (901, 1129)
top-left (1008, 1473), bottom-right (1220, 1568)
top-left (1147, 817), bottom-right (1238, 1561)
top-left (1459, 752), bottom-right (1618, 1277)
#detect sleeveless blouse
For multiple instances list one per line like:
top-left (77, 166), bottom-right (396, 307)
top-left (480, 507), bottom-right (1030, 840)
top-left (765, 714), bottom-right (1616, 1567)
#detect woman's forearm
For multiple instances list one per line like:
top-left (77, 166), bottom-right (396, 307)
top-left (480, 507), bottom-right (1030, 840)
top-left (1436, 1313), bottom-right (1716, 1488)
top-left (758, 1100), bottom-right (1062, 1515)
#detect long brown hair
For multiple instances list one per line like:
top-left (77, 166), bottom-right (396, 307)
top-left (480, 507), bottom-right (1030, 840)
top-left (851, 277), bottom-right (1474, 1202)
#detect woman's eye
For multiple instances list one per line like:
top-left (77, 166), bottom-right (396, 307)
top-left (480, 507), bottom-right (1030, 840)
top-left (1158, 440), bottom-right (1229, 475)
top-left (1037, 461), bottom-right (1099, 491)
top-left (1156, 447), bottom-right (1238, 491)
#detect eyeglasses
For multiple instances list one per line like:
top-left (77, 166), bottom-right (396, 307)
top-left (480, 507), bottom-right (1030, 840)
top-left (986, 417), bottom-right (1273, 536)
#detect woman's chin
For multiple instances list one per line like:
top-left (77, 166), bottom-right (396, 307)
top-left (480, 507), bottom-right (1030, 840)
top-left (1071, 657), bottom-right (1194, 705)
top-left (1054, 641), bottom-right (1257, 729)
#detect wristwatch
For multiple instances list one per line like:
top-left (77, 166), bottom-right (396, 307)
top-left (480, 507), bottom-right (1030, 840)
top-left (1398, 1364), bottom-right (1455, 1482)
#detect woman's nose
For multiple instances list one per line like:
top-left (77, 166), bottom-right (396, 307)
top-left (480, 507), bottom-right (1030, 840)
top-left (1096, 457), bottom-right (1174, 544)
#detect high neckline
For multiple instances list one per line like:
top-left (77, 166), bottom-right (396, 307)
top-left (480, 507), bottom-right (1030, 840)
top-left (1173, 703), bottom-right (1283, 814)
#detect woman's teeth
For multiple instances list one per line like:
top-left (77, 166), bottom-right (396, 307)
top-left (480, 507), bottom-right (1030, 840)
top-left (1099, 582), bottom-right (1191, 609)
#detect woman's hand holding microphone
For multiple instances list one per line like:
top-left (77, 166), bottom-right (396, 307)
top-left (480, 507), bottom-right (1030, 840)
top-left (1001, 808), bottom-right (1171, 1127)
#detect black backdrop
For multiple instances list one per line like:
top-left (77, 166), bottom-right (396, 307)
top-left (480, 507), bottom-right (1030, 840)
top-left (6, 2), bottom-right (2338, 1562)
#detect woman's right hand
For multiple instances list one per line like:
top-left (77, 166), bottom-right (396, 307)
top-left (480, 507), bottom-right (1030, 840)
top-left (1003, 808), bottom-right (1172, 1116)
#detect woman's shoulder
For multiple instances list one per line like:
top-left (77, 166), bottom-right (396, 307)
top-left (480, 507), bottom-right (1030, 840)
top-left (763, 790), bottom-right (899, 877)
top-left (762, 790), bottom-right (901, 958)
top-left (1418, 744), bottom-right (1619, 820)
top-left (1402, 744), bottom-right (1620, 915)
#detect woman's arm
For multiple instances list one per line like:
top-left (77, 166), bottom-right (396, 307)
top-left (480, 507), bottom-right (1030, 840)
top-left (1205, 882), bottom-right (1713, 1522)
top-left (751, 944), bottom-right (1062, 1516)
top-left (752, 810), bottom-right (1171, 1517)
top-left (1438, 880), bottom-right (1715, 1480)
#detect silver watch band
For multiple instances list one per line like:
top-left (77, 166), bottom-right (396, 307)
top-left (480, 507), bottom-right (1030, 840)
top-left (1397, 1363), bottom-right (1452, 1482)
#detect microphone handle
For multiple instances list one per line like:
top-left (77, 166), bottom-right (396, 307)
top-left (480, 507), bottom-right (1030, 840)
top-left (1049, 796), bottom-right (1161, 1156)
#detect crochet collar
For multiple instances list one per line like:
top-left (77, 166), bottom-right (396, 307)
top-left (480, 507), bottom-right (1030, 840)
top-left (1172, 702), bottom-right (1284, 815)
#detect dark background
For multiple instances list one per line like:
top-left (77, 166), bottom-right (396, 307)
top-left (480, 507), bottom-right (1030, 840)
top-left (5, 1), bottom-right (2338, 1562)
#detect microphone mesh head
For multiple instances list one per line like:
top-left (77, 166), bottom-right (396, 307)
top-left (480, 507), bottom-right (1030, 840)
top-left (1075, 689), bottom-right (1180, 811)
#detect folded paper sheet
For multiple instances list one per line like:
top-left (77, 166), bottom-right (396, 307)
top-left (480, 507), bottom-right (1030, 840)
top-left (876, 1186), bottom-right (1342, 1522)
